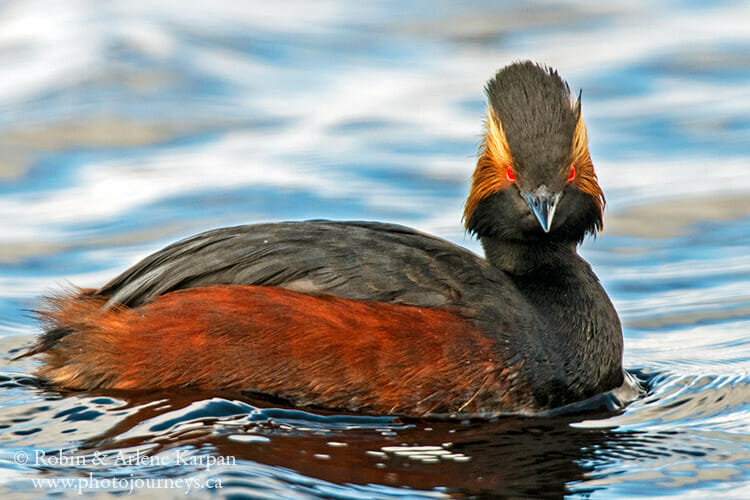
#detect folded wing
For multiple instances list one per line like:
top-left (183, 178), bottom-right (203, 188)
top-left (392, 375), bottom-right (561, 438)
top-left (98, 221), bottom-right (510, 317)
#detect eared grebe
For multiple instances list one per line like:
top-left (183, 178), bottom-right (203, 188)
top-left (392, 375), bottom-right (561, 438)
top-left (22, 61), bottom-right (623, 417)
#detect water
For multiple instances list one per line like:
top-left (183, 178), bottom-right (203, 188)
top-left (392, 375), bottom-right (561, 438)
top-left (1, 0), bottom-right (749, 498)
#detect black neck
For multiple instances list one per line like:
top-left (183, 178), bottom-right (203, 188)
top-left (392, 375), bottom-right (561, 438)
top-left (480, 236), bottom-right (579, 276)
top-left (481, 234), bottom-right (623, 406)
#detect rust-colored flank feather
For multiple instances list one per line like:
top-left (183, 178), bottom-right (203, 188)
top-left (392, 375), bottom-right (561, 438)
top-left (35, 286), bottom-right (529, 416)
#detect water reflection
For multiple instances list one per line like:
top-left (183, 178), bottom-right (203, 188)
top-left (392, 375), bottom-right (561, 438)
top-left (0, 385), bottom-right (640, 498)
top-left (3, 372), bottom-right (745, 498)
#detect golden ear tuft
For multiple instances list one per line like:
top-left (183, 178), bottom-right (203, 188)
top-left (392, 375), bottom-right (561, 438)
top-left (571, 111), bottom-right (605, 230)
top-left (463, 108), bottom-right (514, 228)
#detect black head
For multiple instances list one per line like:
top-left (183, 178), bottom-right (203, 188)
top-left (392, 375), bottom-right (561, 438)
top-left (464, 61), bottom-right (604, 245)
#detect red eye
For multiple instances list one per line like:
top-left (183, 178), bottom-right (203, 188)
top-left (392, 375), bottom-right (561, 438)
top-left (567, 163), bottom-right (576, 183)
top-left (505, 165), bottom-right (516, 183)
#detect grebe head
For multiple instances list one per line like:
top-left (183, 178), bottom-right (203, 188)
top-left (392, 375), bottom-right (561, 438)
top-left (464, 61), bottom-right (604, 245)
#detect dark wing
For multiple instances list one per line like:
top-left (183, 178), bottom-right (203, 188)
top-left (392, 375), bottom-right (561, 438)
top-left (98, 221), bottom-right (511, 314)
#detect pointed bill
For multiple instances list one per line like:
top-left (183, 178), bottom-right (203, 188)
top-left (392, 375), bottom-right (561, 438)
top-left (522, 186), bottom-right (561, 233)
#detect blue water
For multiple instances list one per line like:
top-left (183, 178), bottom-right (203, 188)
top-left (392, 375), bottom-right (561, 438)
top-left (1, 1), bottom-right (749, 498)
